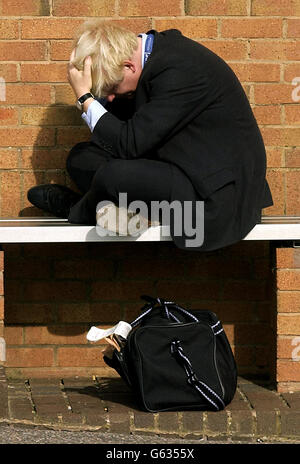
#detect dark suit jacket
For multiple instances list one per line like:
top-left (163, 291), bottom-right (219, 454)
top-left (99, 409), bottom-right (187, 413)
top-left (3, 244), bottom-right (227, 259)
top-left (90, 29), bottom-right (273, 251)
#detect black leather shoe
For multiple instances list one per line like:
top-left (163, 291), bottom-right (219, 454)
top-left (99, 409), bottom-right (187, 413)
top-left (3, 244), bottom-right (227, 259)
top-left (27, 184), bottom-right (82, 218)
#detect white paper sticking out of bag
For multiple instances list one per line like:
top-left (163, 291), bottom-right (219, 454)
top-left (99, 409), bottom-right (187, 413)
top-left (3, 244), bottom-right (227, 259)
top-left (86, 321), bottom-right (132, 342)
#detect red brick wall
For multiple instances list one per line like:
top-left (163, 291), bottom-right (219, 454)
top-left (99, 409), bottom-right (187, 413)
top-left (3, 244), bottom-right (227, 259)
top-left (0, 0), bottom-right (299, 216)
top-left (2, 240), bottom-right (275, 379)
top-left (276, 247), bottom-right (300, 392)
top-left (0, 1), bottom-right (299, 379)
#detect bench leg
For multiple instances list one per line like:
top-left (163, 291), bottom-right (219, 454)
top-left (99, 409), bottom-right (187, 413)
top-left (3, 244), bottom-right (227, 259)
top-left (276, 246), bottom-right (300, 392)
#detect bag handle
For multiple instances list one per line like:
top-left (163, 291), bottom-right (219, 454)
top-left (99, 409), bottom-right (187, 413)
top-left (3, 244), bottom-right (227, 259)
top-left (131, 295), bottom-right (199, 328)
top-left (170, 340), bottom-right (225, 411)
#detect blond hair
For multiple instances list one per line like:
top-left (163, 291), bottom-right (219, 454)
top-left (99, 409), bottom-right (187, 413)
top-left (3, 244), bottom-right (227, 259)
top-left (71, 20), bottom-right (139, 97)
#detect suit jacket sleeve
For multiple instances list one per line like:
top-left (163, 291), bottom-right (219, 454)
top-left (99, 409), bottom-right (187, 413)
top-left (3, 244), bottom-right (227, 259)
top-left (90, 60), bottom-right (216, 159)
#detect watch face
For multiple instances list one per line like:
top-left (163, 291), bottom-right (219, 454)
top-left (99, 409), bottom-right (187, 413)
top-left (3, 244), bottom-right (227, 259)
top-left (76, 100), bottom-right (82, 110)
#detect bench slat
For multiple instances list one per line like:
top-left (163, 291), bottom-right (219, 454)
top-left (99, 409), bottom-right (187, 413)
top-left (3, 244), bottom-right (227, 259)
top-left (0, 216), bottom-right (299, 243)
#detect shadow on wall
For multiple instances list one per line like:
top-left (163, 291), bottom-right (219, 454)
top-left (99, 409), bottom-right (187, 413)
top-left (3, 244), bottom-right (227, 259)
top-left (3, 239), bottom-right (276, 385)
top-left (19, 103), bottom-right (90, 218)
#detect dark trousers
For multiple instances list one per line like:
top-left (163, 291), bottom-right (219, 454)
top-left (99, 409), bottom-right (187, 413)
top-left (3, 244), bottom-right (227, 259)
top-left (67, 142), bottom-right (174, 225)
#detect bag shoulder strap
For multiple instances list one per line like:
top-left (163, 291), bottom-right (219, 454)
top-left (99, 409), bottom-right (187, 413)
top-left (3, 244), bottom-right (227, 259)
top-left (171, 340), bottom-right (225, 411)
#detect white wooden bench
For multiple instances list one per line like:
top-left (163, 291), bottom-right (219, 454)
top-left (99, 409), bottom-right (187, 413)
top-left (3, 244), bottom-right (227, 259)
top-left (0, 215), bottom-right (299, 392)
top-left (0, 215), bottom-right (299, 243)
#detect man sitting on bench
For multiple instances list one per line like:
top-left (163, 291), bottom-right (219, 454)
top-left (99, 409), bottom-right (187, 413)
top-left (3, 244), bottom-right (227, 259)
top-left (27, 20), bottom-right (273, 251)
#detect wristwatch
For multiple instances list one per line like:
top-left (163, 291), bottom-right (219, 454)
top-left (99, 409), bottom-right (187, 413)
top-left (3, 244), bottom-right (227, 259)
top-left (76, 92), bottom-right (94, 110)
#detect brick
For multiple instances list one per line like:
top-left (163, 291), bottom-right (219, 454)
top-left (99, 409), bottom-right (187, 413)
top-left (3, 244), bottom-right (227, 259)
top-left (54, 259), bottom-right (114, 280)
top-left (250, 41), bottom-right (300, 61)
top-left (284, 64), bottom-right (300, 83)
top-left (134, 411), bottom-right (155, 430)
top-left (57, 347), bottom-right (105, 367)
top-left (21, 18), bottom-right (83, 39)
top-left (252, 0), bottom-right (300, 16)
top-left (24, 325), bottom-right (87, 345)
top-left (0, 127), bottom-right (55, 147)
top-left (109, 19), bottom-right (152, 35)
top-left (201, 40), bottom-right (247, 60)
top-left (0, 107), bottom-right (18, 126)
top-left (0, 273), bottom-right (3, 297)
top-left (278, 314), bottom-right (300, 335)
top-left (6, 348), bottom-right (54, 367)
top-left (276, 248), bottom-right (300, 269)
top-left (261, 127), bottom-right (300, 147)
top-left (5, 302), bottom-right (55, 325)
top-left (23, 280), bottom-right (87, 301)
top-left (0, 41), bottom-right (46, 61)
top-left (277, 337), bottom-right (299, 359)
top-left (0, 171), bottom-right (22, 216)
top-left (277, 361), bottom-right (300, 382)
top-left (0, 64), bottom-right (18, 83)
top-left (229, 410), bottom-right (254, 436)
top-left (256, 410), bottom-right (278, 436)
top-left (254, 84), bottom-right (293, 105)
top-left (54, 85), bottom-right (75, 105)
top-left (53, 0), bottom-right (114, 16)
top-left (119, 0), bottom-right (181, 16)
top-left (50, 40), bottom-right (73, 61)
top-left (20, 63), bottom-right (68, 83)
top-left (156, 279), bottom-right (221, 301)
top-left (221, 18), bottom-right (282, 38)
top-left (234, 324), bottom-right (272, 345)
top-left (91, 280), bottom-right (156, 301)
top-left (5, 256), bottom-right (52, 279)
top-left (21, 148), bottom-right (68, 170)
top-left (4, 326), bottom-right (23, 345)
top-left (286, 171), bottom-right (300, 215)
top-left (266, 148), bottom-right (283, 169)
top-left (0, 20), bottom-right (19, 39)
top-left (265, 170), bottom-right (284, 215)
top-left (278, 292), bottom-right (300, 313)
top-left (277, 270), bottom-right (300, 291)
top-left (186, 0), bottom-right (248, 16)
top-left (157, 412), bottom-right (180, 432)
top-left (121, 255), bottom-right (187, 279)
top-left (285, 149), bottom-right (300, 168)
top-left (253, 105), bottom-right (281, 125)
top-left (222, 280), bottom-right (267, 301)
top-left (3, 84), bottom-right (52, 105)
top-left (90, 303), bottom-right (124, 325)
top-left (206, 410), bottom-right (228, 434)
top-left (229, 63), bottom-right (280, 83)
top-left (20, 107), bottom-right (83, 126)
top-left (287, 19), bottom-right (300, 38)
top-left (281, 411), bottom-right (300, 437)
top-left (154, 18), bottom-right (217, 39)
top-left (56, 126), bottom-right (91, 146)
top-left (284, 105), bottom-right (300, 125)
top-left (0, 0), bottom-right (51, 16)
top-left (56, 302), bottom-right (91, 323)
top-left (184, 256), bottom-right (254, 280)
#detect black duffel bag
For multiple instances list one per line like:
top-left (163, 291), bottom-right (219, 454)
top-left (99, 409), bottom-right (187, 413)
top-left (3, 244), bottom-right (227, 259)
top-left (103, 295), bottom-right (237, 412)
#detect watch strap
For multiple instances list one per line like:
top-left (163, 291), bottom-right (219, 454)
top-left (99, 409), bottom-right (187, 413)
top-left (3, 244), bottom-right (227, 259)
top-left (77, 92), bottom-right (94, 105)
